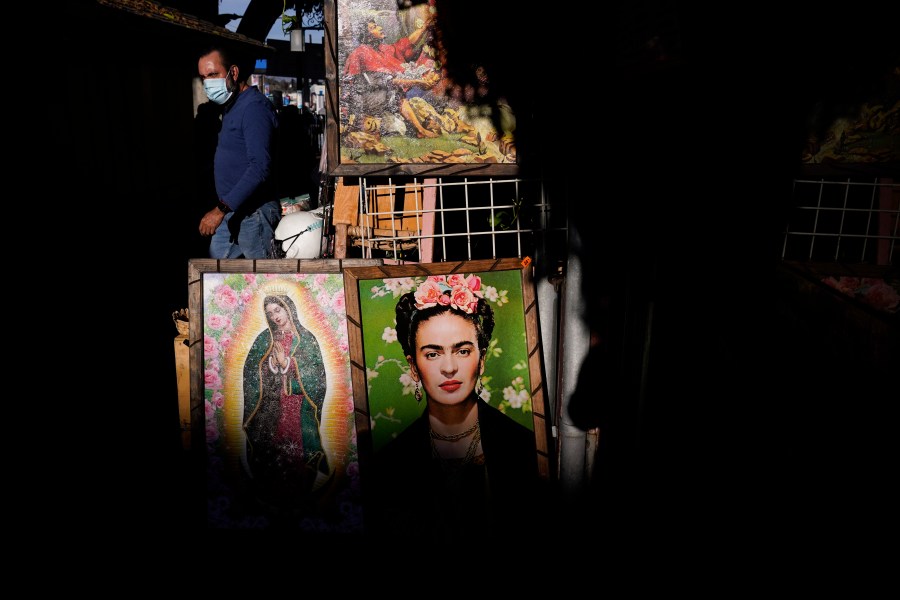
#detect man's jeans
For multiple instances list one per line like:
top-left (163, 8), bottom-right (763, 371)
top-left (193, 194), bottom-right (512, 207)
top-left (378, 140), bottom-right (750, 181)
top-left (209, 200), bottom-right (281, 259)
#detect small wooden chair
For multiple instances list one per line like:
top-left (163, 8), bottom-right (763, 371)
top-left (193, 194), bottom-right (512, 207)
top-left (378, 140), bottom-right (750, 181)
top-left (331, 177), bottom-right (436, 263)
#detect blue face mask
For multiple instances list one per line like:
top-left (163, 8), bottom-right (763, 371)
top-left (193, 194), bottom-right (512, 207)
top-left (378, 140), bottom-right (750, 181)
top-left (203, 71), bottom-right (233, 105)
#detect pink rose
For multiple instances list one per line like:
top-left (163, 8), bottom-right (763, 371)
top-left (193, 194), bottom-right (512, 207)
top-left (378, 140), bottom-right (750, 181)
top-left (204, 369), bottom-right (222, 389)
top-left (212, 391), bottom-right (225, 408)
top-left (863, 282), bottom-right (900, 312)
top-left (415, 280), bottom-right (445, 308)
top-left (206, 314), bottom-right (229, 330)
top-left (449, 286), bottom-right (476, 313)
top-left (214, 285), bottom-right (239, 310)
top-left (243, 274), bottom-right (256, 284)
top-left (219, 335), bottom-right (232, 352)
top-left (465, 275), bottom-right (482, 295)
top-left (241, 289), bottom-right (253, 304)
top-left (204, 335), bottom-right (219, 359)
top-left (446, 274), bottom-right (467, 287)
top-left (331, 290), bottom-right (345, 312)
top-left (836, 277), bottom-right (862, 294)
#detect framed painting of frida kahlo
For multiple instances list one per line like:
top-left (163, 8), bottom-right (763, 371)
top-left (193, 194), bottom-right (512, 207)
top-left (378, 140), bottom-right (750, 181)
top-left (342, 257), bottom-right (551, 537)
top-left (324, 0), bottom-right (519, 177)
top-left (188, 258), bottom-right (380, 533)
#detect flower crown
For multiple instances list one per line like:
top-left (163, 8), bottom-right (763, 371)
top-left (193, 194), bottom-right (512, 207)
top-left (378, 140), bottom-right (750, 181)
top-left (413, 274), bottom-right (484, 315)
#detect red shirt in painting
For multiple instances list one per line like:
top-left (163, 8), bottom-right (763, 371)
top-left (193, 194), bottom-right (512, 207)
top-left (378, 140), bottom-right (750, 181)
top-left (344, 38), bottom-right (419, 77)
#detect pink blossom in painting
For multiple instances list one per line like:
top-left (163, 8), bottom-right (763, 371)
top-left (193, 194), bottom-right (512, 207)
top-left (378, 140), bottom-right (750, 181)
top-left (215, 285), bottom-right (239, 310)
top-left (204, 368), bottom-right (222, 390)
top-left (863, 281), bottom-right (900, 312)
top-left (822, 276), bottom-right (900, 313)
top-left (206, 313), bottom-right (229, 330)
top-left (204, 335), bottom-right (219, 360)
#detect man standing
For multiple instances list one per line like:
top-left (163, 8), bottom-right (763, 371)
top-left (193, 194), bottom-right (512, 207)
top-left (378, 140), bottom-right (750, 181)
top-left (197, 46), bottom-right (281, 258)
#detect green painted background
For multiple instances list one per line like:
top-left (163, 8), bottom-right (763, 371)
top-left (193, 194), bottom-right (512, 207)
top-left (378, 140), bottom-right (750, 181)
top-left (358, 270), bottom-right (533, 452)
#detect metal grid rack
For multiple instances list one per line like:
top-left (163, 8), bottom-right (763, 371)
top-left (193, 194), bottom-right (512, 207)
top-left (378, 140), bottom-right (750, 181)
top-left (781, 177), bottom-right (899, 266)
top-left (326, 175), bottom-right (567, 264)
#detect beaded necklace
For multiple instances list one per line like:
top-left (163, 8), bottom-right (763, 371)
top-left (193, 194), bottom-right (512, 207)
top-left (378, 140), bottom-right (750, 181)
top-left (430, 420), bottom-right (482, 472)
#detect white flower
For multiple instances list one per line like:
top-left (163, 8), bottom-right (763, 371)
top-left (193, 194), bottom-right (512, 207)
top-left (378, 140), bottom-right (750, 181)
top-left (399, 371), bottom-right (417, 396)
top-left (479, 387), bottom-right (491, 403)
top-left (382, 326), bottom-right (397, 344)
top-left (504, 388), bottom-right (529, 409)
top-left (384, 277), bottom-right (418, 297)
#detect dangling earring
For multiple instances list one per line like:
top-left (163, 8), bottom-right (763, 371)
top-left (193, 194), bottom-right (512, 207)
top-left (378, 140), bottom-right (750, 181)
top-left (415, 381), bottom-right (422, 403)
top-left (476, 377), bottom-right (483, 396)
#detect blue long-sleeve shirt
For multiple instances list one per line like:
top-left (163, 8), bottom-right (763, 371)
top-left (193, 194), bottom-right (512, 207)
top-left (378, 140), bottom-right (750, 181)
top-left (214, 86), bottom-right (279, 213)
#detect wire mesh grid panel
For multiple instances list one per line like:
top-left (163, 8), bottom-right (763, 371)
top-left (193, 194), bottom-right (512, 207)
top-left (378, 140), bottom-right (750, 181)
top-left (336, 176), bottom-right (567, 263)
top-left (781, 177), bottom-right (899, 266)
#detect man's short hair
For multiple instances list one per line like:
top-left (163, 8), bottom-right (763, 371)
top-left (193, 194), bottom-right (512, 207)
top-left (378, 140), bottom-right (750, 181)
top-left (199, 45), bottom-right (254, 83)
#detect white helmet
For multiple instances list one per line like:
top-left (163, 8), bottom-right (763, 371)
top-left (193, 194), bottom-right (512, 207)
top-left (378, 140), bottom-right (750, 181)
top-left (273, 210), bottom-right (324, 259)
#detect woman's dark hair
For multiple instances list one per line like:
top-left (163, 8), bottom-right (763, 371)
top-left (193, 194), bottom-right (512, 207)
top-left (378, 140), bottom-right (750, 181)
top-left (395, 292), bottom-right (495, 359)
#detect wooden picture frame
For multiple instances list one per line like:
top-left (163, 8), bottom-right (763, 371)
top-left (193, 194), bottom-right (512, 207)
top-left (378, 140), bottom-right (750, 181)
top-left (342, 258), bottom-right (551, 534)
top-left (324, 0), bottom-right (519, 177)
top-left (188, 258), bottom-right (380, 532)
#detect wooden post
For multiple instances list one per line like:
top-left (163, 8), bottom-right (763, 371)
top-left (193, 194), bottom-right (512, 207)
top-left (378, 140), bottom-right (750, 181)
top-left (332, 177), bottom-right (360, 259)
top-left (420, 179), bottom-right (436, 263)
top-left (174, 334), bottom-right (191, 450)
top-left (877, 178), bottom-right (896, 265)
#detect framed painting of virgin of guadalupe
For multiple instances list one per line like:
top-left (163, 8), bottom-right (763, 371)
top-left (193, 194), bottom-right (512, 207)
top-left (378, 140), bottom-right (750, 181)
top-left (342, 257), bottom-right (552, 539)
top-left (188, 258), bottom-right (380, 533)
top-left (324, 0), bottom-right (519, 176)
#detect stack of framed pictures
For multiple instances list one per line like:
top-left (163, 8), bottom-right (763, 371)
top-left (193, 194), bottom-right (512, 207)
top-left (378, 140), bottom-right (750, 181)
top-left (190, 257), bottom-right (550, 535)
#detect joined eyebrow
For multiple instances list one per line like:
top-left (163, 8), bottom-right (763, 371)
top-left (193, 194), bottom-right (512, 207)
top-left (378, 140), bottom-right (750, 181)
top-left (420, 340), bottom-right (475, 352)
